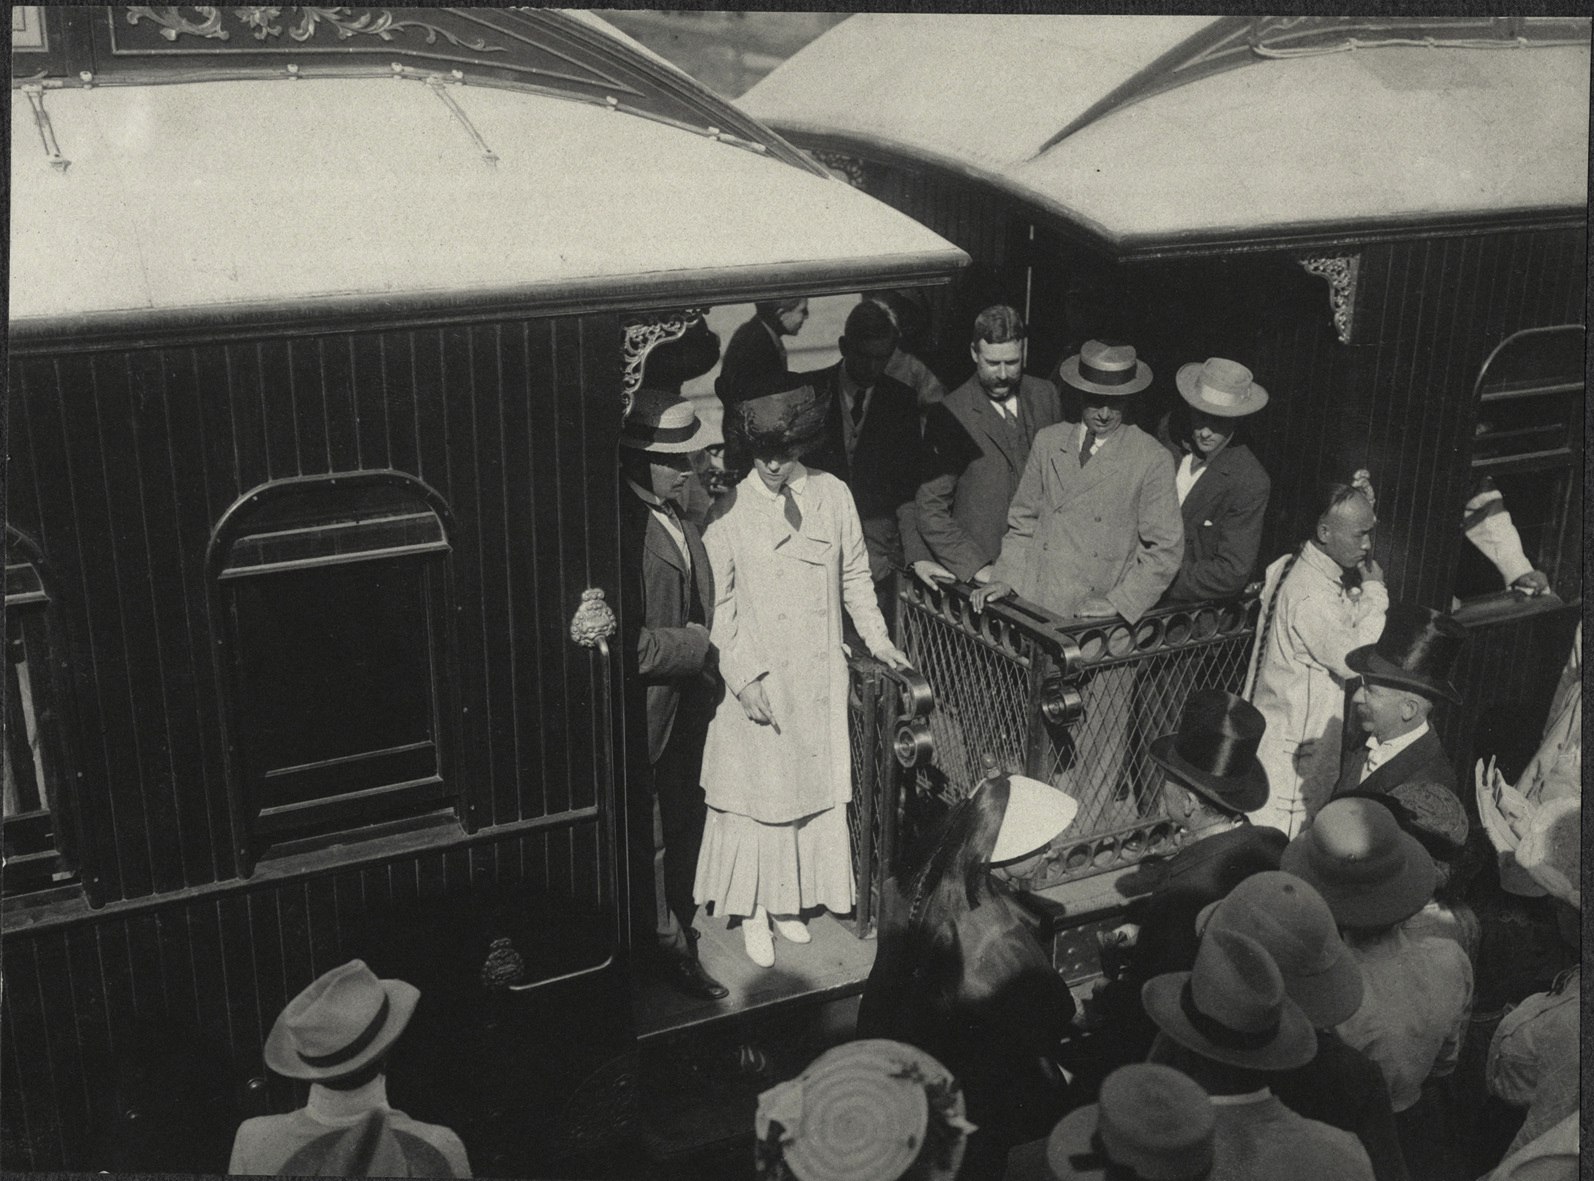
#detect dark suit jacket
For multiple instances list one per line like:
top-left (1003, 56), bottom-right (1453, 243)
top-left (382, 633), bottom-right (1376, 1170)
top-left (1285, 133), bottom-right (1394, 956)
top-left (1331, 726), bottom-right (1459, 804)
top-left (802, 363), bottom-right (923, 582)
top-left (1158, 420), bottom-right (1271, 604)
top-left (619, 491), bottom-right (716, 764)
top-left (916, 374), bottom-right (1064, 581)
top-left (1274, 1029), bottom-right (1410, 1181)
top-left (713, 314), bottom-right (786, 408)
top-left (1088, 824), bottom-right (1289, 1073)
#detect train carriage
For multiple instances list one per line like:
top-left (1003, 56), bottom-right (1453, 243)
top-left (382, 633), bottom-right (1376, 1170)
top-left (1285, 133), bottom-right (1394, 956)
top-left (741, 14), bottom-right (1588, 836)
top-left (3, 7), bottom-right (965, 1174)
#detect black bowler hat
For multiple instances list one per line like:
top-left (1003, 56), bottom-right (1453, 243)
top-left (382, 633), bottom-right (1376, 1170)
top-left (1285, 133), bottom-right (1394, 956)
top-left (1347, 601), bottom-right (1466, 704)
top-left (1149, 690), bottom-right (1269, 814)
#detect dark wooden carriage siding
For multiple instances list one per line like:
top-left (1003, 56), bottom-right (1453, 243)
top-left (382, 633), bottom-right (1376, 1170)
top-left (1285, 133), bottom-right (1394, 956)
top-left (9, 315), bottom-right (619, 900)
top-left (4, 314), bottom-right (627, 1170)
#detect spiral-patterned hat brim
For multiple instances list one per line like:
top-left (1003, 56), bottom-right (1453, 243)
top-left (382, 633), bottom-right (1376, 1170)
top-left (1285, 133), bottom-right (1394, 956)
top-left (782, 1040), bottom-right (945, 1181)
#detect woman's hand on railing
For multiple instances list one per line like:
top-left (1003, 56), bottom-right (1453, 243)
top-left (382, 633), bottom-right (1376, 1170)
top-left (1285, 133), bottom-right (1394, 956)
top-left (910, 559), bottom-right (956, 588)
top-left (874, 645), bottom-right (911, 671)
top-left (970, 581), bottom-right (1012, 612)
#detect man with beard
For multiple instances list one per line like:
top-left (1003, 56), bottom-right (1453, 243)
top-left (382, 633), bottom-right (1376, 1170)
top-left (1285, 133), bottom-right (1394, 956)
top-left (910, 305), bottom-right (1064, 587)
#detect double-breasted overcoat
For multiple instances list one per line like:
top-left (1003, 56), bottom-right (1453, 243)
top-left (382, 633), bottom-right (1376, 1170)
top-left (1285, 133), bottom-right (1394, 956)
top-left (699, 466), bottom-right (894, 825)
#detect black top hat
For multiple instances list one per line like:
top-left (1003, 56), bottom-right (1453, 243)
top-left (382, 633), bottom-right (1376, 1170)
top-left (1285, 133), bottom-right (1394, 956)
top-left (730, 370), bottom-right (828, 457)
top-left (1346, 601), bottom-right (1466, 704)
top-left (1149, 690), bottom-right (1269, 814)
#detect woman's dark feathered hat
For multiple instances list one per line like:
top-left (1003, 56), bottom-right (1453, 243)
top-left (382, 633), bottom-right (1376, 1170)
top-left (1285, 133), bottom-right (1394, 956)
top-left (729, 369), bottom-right (828, 457)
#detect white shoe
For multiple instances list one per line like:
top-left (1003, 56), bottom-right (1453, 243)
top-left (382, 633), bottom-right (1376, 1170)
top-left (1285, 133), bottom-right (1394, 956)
top-left (772, 916), bottom-right (811, 944)
top-left (741, 909), bottom-right (775, 968)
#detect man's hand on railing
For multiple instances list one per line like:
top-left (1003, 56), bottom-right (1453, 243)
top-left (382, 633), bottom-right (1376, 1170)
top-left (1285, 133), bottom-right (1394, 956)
top-left (911, 560), bottom-right (956, 589)
top-left (969, 581), bottom-right (1012, 612)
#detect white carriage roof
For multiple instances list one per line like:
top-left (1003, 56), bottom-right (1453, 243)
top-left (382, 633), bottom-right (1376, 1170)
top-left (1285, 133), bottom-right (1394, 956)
top-left (741, 14), bottom-right (1592, 253)
top-left (9, 8), bottom-right (964, 341)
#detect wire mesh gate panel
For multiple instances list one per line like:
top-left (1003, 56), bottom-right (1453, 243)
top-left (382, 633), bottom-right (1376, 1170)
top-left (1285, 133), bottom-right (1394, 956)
top-left (895, 582), bottom-right (1260, 893)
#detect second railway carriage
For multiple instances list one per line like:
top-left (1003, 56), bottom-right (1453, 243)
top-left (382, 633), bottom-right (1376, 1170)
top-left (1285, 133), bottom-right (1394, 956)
top-left (3, 7), bottom-right (965, 1174)
top-left (742, 15), bottom-right (1587, 908)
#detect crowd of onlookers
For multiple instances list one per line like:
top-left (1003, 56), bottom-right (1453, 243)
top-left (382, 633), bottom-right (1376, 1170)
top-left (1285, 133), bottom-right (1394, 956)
top-left (226, 295), bottom-right (1579, 1180)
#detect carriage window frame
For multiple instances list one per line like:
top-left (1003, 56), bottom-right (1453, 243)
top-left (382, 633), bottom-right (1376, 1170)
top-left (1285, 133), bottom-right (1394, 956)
top-left (3, 534), bottom-right (82, 897)
top-left (1461, 325), bottom-right (1585, 607)
top-left (210, 474), bottom-right (462, 872)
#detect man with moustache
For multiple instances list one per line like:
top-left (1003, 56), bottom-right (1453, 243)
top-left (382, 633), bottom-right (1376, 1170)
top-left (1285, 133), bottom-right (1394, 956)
top-left (910, 305), bottom-right (1064, 588)
top-left (617, 389), bottom-right (728, 1001)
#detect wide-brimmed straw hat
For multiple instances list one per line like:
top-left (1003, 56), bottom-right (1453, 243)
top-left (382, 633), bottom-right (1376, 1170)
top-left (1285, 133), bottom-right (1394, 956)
top-left (1176, 357), bottom-right (1269, 418)
top-left (1280, 798), bottom-right (1436, 928)
top-left (264, 959), bottom-right (420, 1081)
top-left (730, 370), bottom-right (828, 457)
top-left (1517, 797), bottom-right (1579, 910)
top-left (987, 774), bottom-right (1079, 865)
top-left (1141, 928), bottom-right (1317, 1071)
top-left (1057, 340), bottom-right (1153, 397)
top-left (755, 1039), bottom-right (970, 1181)
top-left (1194, 871), bottom-right (1364, 1028)
top-left (1043, 1064), bottom-right (1215, 1181)
top-left (1148, 690), bottom-right (1269, 815)
top-left (1346, 601), bottom-right (1466, 704)
top-left (619, 388), bottom-right (708, 455)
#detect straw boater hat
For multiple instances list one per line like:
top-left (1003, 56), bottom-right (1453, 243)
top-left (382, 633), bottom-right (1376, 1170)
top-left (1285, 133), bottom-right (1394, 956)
top-left (1148, 689), bottom-right (1269, 815)
top-left (1141, 928), bottom-right (1317, 1072)
top-left (619, 388), bottom-right (708, 455)
top-left (985, 773), bottom-right (1080, 866)
top-left (754, 1039), bottom-right (971, 1181)
top-left (1280, 798), bottom-right (1436, 929)
top-left (1515, 797), bottom-right (1579, 910)
top-left (1176, 357), bottom-right (1269, 417)
top-left (1042, 1064), bottom-right (1215, 1181)
top-left (1346, 601), bottom-right (1467, 704)
top-left (264, 959), bottom-right (420, 1081)
top-left (1057, 340), bottom-right (1153, 397)
top-left (1195, 871), bottom-right (1364, 1028)
top-left (730, 370), bottom-right (829, 457)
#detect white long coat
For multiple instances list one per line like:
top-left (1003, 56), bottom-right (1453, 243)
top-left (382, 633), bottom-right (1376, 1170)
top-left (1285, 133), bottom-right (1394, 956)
top-left (1244, 542), bottom-right (1388, 835)
top-left (700, 466), bottom-right (894, 825)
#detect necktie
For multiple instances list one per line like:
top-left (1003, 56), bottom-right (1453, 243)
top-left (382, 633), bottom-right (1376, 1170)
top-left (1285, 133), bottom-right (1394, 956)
top-left (1363, 741), bottom-right (1382, 780)
top-left (1080, 428), bottom-right (1097, 467)
top-left (850, 390), bottom-right (867, 428)
top-left (781, 486), bottom-right (803, 532)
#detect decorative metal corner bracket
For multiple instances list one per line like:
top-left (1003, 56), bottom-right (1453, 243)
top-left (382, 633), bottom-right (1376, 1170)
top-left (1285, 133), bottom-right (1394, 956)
top-left (1298, 253), bottom-right (1360, 344)
top-left (22, 85), bottom-right (70, 172)
top-left (620, 310), bottom-right (705, 416)
top-left (810, 149), bottom-right (866, 190)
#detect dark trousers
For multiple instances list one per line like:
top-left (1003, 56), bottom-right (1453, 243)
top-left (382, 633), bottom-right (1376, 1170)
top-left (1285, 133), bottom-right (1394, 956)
top-left (637, 695), bottom-right (711, 959)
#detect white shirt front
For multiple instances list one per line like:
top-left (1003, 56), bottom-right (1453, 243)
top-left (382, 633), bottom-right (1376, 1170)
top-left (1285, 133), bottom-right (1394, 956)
top-left (1360, 721), bottom-right (1430, 782)
top-left (1175, 452), bottom-right (1209, 505)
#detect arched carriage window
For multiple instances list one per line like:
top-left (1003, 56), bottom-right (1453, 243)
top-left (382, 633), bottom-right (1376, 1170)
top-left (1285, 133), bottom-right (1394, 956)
top-left (1461, 325), bottom-right (1584, 603)
top-left (4, 529), bottom-right (80, 894)
top-left (213, 475), bottom-right (459, 865)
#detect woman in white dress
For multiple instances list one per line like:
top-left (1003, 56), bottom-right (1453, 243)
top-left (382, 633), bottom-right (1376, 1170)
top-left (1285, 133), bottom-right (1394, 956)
top-left (696, 371), bottom-right (909, 967)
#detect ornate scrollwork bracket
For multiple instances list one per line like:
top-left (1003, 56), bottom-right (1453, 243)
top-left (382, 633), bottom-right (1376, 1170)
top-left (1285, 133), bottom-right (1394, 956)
top-left (1298, 253), bottom-right (1361, 344)
top-left (569, 587), bottom-right (617, 656)
top-left (620, 309), bottom-right (705, 417)
top-left (811, 149), bottom-right (867, 190)
top-left (880, 665), bottom-right (936, 768)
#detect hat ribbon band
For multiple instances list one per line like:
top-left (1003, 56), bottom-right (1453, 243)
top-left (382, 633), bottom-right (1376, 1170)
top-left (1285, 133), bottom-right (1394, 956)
top-left (1174, 727), bottom-right (1254, 781)
top-left (1072, 1133), bottom-right (1213, 1181)
top-left (1195, 380), bottom-right (1252, 407)
top-left (1077, 358), bottom-right (1139, 387)
top-left (298, 995), bottom-right (390, 1069)
top-left (623, 419), bottom-right (699, 445)
top-left (1179, 981), bottom-right (1279, 1051)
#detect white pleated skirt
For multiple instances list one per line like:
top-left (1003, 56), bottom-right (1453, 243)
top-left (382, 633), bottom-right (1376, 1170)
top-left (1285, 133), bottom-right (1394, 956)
top-left (694, 804), bottom-right (855, 919)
